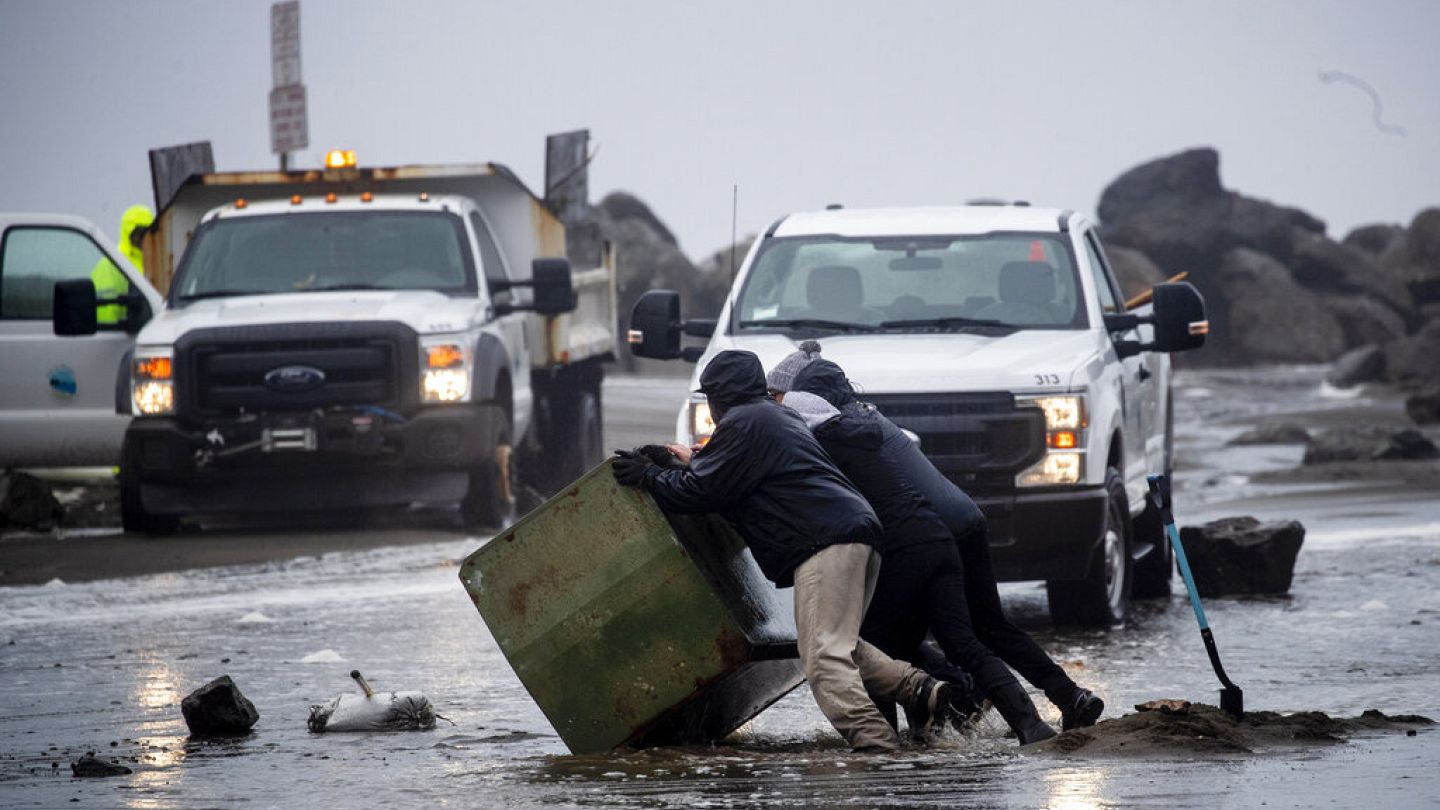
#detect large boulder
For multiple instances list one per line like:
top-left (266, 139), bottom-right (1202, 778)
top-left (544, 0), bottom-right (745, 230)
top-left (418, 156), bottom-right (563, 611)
top-left (1323, 296), bottom-right (1407, 349)
top-left (1343, 223), bottom-right (1404, 257)
top-left (1103, 245), bottom-right (1168, 301)
top-left (1215, 248), bottom-right (1346, 363)
top-left (1177, 517), bottom-right (1305, 597)
top-left (1372, 429), bottom-right (1440, 460)
top-left (1227, 423), bottom-right (1311, 445)
top-left (1303, 425), bottom-right (1438, 463)
top-left (181, 675), bottom-right (259, 736)
top-left (1405, 387), bottom-right (1440, 424)
top-left (1378, 208), bottom-right (1440, 309)
top-left (1327, 345), bottom-right (1387, 388)
top-left (1384, 320), bottom-right (1440, 389)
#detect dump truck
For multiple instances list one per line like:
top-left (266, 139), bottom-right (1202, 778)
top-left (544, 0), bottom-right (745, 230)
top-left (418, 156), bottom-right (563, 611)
top-left (53, 135), bottom-right (615, 533)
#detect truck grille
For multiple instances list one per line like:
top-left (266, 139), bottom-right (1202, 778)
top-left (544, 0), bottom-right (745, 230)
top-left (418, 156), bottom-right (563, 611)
top-left (864, 393), bottom-right (1046, 486)
top-left (176, 322), bottom-right (415, 416)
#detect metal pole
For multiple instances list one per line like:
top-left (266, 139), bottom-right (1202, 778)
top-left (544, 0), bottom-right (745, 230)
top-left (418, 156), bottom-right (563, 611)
top-left (279, 152), bottom-right (289, 172)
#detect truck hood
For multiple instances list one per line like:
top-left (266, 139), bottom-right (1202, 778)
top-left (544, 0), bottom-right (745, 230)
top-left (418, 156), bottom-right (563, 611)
top-left (139, 291), bottom-right (480, 344)
top-left (691, 330), bottom-right (1102, 394)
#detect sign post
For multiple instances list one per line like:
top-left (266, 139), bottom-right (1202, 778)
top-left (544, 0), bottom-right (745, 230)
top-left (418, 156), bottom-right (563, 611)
top-left (269, 1), bottom-right (307, 170)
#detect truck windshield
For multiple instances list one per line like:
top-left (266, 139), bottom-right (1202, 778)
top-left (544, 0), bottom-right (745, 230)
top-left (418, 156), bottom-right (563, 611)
top-left (171, 211), bottom-right (475, 302)
top-left (734, 233), bottom-right (1086, 333)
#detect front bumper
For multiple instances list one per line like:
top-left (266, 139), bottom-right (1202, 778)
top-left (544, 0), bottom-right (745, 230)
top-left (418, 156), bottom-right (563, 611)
top-left (125, 404), bottom-right (504, 516)
top-left (978, 486), bottom-right (1109, 582)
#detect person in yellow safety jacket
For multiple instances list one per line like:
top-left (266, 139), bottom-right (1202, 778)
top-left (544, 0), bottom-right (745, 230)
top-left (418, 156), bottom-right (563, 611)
top-left (91, 204), bottom-right (154, 325)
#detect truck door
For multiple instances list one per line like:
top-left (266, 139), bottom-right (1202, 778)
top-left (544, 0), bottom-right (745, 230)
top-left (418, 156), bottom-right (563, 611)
top-left (1082, 231), bottom-right (1148, 505)
top-left (0, 223), bottom-right (140, 467)
top-left (469, 210), bottom-right (533, 436)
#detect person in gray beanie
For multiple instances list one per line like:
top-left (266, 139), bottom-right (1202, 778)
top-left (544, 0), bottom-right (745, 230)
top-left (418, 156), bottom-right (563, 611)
top-left (765, 339), bottom-right (823, 395)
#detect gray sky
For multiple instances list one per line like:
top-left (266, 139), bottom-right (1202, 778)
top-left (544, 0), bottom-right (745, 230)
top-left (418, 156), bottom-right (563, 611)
top-left (2, 1), bottom-right (1437, 261)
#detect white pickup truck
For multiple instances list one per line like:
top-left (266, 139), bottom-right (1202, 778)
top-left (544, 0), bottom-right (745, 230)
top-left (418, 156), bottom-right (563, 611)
top-left (48, 149), bottom-right (614, 534)
top-left (628, 204), bottom-right (1207, 626)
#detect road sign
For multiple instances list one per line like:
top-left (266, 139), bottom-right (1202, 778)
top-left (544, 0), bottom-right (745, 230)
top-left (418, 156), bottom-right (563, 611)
top-left (269, 84), bottom-right (308, 154)
top-left (271, 1), bottom-right (301, 87)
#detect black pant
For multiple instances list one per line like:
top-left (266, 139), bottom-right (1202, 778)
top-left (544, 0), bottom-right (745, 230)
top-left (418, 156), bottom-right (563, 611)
top-left (862, 540), bottom-right (1016, 694)
top-left (894, 444), bottom-right (1079, 708)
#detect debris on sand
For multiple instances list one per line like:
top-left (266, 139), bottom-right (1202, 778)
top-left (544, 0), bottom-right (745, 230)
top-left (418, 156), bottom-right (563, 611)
top-left (308, 670), bottom-right (438, 733)
top-left (70, 752), bottom-right (131, 778)
top-left (181, 675), bottom-right (259, 736)
top-left (1030, 701), bottom-right (1434, 757)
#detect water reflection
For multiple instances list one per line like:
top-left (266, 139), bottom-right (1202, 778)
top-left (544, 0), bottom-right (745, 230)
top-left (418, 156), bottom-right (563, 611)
top-left (1042, 766), bottom-right (1107, 810)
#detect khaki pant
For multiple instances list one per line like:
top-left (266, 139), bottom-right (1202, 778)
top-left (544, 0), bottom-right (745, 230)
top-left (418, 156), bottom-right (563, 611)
top-left (792, 542), bottom-right (930, 751)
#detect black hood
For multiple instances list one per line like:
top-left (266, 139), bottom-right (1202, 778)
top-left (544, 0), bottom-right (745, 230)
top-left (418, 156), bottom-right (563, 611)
top-left (700, 350), bottom-right (769, 419)
top-left (791, 359), bottom-right (858, 408)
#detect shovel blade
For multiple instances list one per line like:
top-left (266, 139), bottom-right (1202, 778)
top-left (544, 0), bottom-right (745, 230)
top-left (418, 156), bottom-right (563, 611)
top-left (1221, 687), bottom-right (1244, 720)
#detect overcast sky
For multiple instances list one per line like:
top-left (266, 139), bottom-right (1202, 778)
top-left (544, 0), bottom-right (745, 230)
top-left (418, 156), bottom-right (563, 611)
top-left (2, 1), bottom-right (1437, 261)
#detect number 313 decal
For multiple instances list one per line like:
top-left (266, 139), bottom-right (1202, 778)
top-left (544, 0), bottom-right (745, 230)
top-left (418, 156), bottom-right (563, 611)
top-left (1034, 373), bottom-right (1061, 385)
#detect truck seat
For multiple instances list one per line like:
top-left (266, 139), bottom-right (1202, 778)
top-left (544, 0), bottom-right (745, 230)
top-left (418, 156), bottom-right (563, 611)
top-left (805, 265), bottom-right (867, 321)
top-left (975, 261), bottom-right (1058, 324)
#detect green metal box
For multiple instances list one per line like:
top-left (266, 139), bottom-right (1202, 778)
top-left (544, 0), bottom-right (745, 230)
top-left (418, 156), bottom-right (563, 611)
top-left (458, 461), bottom-right (803, 754)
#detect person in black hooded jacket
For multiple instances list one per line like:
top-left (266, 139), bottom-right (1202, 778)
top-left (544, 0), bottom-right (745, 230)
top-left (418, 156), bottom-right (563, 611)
top-left (611, 349), bottom-right (950, 752)
top-left (781, 367), bottom-right (1057, 745)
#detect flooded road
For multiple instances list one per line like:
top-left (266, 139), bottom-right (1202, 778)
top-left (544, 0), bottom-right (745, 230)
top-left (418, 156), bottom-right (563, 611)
top-left (2, 371), bottom-right (1437, 808)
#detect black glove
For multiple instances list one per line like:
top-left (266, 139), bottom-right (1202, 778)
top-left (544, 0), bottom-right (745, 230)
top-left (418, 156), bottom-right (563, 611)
top-left (611, 449), bottom-right (656, 488)
top-left (636, 444), bottom-right (688, 471)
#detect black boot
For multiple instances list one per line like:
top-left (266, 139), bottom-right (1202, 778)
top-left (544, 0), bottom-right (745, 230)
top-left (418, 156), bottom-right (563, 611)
top-left (1060, 688), bottom-right (1104, 731)
top-left (988, 681), bottom-right (1057, 744)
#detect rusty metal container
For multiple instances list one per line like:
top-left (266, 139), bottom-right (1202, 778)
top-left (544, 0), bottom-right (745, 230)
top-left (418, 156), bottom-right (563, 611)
top-left (458, 461), bottom-right (803, 754)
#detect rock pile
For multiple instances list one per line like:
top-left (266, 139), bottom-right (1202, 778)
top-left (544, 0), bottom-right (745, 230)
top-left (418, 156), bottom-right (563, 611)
top-left (1096, 147), bottom-right (1439, 383)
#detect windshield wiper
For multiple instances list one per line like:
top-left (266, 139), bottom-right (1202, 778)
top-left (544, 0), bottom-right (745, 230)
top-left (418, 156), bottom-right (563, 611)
top-left (176, 289), bottom-right (267, 302)
top-left (879, 316), bottom-right (1018, 332)
top-left (305, 283), bottom-right (387, 292)
top-left (738, 318), bottom-right (882, 333)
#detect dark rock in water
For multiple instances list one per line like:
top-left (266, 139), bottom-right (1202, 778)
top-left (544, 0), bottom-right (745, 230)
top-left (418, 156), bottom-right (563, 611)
top-left (1385, 320), bottom-right (1440, 389)
top-left (181, 675), bottom-right (259, 736)
top-left (1216, 248), bottom-right (1345, 363)
top-left (1405, 387), bottom-right (1440, 424)
top-left (1178, 517), bottom-right (1304, 597)
top-left (1228, 423), bottom-right (1311, 445)
top-left (1103, 245), bottom-right (1168, 301)
top-left (1327, 345), bottom-right (1387, 388)
top-left (1344, 223), bottom-right (1404, 257)
top-left (0, 472), bottom-right (65, 532)
top-left (1372, 429), bottom-right (1440, 461)
top-left (71, 752), bottom-right (131, 777)
top-left (1304, 426), bottom-right (1396, 464)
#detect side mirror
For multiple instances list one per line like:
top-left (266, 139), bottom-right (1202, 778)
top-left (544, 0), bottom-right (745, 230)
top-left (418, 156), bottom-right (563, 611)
top-left (627, 290), bottom-right (712, 362)
top-left (1104, 282), bottom-right (1207, 358)
top-left (53, 280), bottom-right (98, 336)
top-left (492, 258), bottom-right (577, 316)
top-left (1149, 282), bottom-right (1208, 352)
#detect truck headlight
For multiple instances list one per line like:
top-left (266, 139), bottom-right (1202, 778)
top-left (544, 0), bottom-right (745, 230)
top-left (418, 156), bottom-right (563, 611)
top-left (132, 351), bottom-right (175, 416)
top-left (1017, 394), bottom-right (1086, 486)
top-left (688, 395), bottom-right (715, 446)
top-left (420, 338), bottom-right (472, 403)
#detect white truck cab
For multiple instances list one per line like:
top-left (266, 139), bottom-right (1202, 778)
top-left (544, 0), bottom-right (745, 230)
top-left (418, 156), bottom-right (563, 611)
top-left (51, 149), bottom-right (614, 534)
top-left (629, 204), bottom-right (1207, 626)
top-left (0, 214), bottom-right (164, 468)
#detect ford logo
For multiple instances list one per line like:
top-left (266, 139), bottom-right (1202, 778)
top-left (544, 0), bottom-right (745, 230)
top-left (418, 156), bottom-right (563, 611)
top-left (264, 365), bottom-right (326, 392)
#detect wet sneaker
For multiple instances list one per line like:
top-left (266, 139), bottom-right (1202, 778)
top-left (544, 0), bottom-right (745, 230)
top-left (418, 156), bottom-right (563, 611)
top-left (1061, 689), bottom-right (1105, 731)
top-left (902, 676), bottom-right (952, 740)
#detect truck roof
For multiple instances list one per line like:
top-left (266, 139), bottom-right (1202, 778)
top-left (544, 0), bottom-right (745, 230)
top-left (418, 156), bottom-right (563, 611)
top-left (772, 205), bottom-right (1075, 238)
top-left (204, 192), bottom-right (468, 220)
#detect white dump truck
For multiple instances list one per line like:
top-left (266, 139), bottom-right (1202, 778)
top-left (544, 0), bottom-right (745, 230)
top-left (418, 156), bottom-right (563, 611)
top-left (52, 140), bottom-right (615, 533)
top-left (627, 204), bottom-right (1207, 626)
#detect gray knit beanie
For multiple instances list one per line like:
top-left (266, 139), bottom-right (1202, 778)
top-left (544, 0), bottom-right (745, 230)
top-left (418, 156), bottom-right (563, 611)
top-left (766, 340), bottom-right (823, 393)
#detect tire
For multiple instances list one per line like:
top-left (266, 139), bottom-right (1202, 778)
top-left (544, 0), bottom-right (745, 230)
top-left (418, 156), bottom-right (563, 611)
top-left (461, 409), bottom-right (517, 533)
top-left (119, 438), bottom-right (180, 536)
top-left (564, 387), bottom-right (604, 482)
top-left (1046, 466), bottom-right (1133, 627)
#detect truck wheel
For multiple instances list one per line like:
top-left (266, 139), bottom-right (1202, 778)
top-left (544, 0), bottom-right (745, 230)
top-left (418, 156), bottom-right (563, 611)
top-left (564, 388), bottom-right (604, 481)
top-left (119, 439), bottom-right (180, 536)
top-left (461, 411), bottom-right (517, 533)
top-left (1046, 467), bottom-right (1132, 627)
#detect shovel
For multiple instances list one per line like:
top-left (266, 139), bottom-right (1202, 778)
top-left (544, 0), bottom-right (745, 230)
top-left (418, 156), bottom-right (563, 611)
top-left (1147, 474), bottom-right (1244, 719)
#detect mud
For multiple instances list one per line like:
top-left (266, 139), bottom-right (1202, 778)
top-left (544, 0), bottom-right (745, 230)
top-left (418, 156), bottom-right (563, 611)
top-left (1034, 701), bottom-right (1435, 757)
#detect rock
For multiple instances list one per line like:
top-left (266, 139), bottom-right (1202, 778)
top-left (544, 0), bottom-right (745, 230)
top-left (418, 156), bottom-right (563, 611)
top-left (1384, 320), bottom-right (1440, 389)
top-left (1323, 296), bottom-right (1407, 350)
top-left (181, 675), bottom-right (259, 736)
top-left (1102, 245), bottom-right (1169, 301)
top-left (1326, 345), bottom-right (1387, 388)
top-left (70, 752), bottom-right (131, 778)
top-left (1405, 387), bottom-right (1440, 424)
top-left (1177, 517), bottom-right (1305, 597)
top-left (599, 191), bottom-right (679, 247)
top-left (1372, 429), bottom-right (1440, 461)
top-left (0, 472), bottom-right (64, 532)
top-left (1343, 223), bottom-right (1404, 257)
top-left (1216, 248), bottom-right (1346, 363)
top-left (1378, 208), bottom-right (1440, 309)
top-left (1228, 423), bottom-right (1311, 445)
